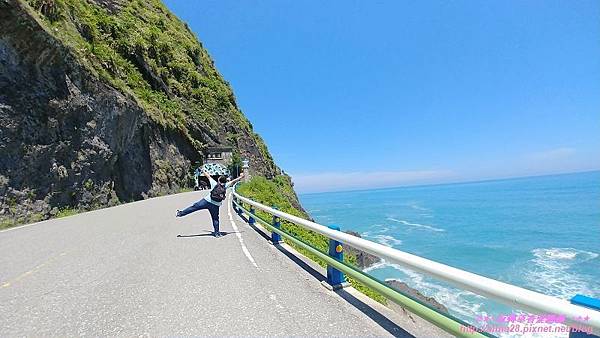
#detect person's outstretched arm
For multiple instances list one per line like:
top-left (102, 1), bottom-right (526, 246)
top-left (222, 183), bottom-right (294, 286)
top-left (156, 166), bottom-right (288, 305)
top-left (228, 173), bottom-right (244, 187)
top-left (202, 169), bottom-right (217, 189)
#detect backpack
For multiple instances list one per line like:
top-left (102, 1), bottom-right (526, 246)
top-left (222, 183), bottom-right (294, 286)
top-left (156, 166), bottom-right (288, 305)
top-left (210, 183), bottom-right (226, 202)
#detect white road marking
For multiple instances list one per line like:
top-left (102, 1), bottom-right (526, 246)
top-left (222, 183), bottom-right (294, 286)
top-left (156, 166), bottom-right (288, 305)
top-left (0, 220), bottom-right (47, 233)
top-left (227, 196), bottom-right (259, 269)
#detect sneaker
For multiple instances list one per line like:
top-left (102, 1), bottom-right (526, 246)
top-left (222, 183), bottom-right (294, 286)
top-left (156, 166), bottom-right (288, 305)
top-left (214, 231), bottom-right (222, 238)
top-left (176, 210), bottom-right (182, 218)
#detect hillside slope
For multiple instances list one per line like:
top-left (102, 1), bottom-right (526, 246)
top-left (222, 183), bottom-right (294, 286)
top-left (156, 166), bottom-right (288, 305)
top-left (0, 0), bottom-right (296, 227)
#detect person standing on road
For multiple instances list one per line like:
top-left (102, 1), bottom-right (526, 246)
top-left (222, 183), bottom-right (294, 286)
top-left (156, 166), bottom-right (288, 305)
top-left (176, 170), bottom-right (244, 237)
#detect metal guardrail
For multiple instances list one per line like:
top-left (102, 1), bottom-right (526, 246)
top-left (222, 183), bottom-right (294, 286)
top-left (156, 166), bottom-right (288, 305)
top-left (231, 189), bottom-right (600, 337)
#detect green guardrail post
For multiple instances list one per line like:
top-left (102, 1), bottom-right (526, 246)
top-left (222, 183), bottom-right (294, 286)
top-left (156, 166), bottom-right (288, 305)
top-left (271, 205), bottom-right (282, 244)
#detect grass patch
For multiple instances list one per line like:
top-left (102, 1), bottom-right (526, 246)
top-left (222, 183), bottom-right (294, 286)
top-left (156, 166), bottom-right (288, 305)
top-left (0, 219), bottom-right (17, 230)
top-left (56, 207), bottom-right (79, 218)
top-left (22, 0), bottom-right (269, 157)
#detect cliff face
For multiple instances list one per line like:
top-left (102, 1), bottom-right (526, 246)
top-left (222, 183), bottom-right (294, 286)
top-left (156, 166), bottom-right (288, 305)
top-left (0, 0), bottom-right (283, 226)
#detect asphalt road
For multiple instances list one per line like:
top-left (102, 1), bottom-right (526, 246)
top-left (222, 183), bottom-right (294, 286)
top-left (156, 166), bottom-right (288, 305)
top-left (0, 191), bottom-right (405, 336)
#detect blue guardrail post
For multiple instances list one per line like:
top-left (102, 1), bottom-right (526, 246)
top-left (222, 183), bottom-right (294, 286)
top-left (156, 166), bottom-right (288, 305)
top-left (271, 205), bottom-right (282, 244)
top-left (321, 225), bottom-right (348, 291)
top-left (235, 199), bottom-right (242, 216)
top-left (569, 294), bottom-right (600, 338)
top-left (249, 206), bottom-right (255, 226)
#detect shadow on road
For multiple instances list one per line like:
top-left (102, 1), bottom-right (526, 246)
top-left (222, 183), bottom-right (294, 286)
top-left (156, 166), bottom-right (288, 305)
top-left (236, 211), bottom-right (414, 337)
top-left (177, 231), bottom-right (241, 238)
top-left (273, 244), bottom-right (413, 337)
top-left (239, 214), bottom-right (273, 242)
top-left (336, 289), bottom-right (414, 337)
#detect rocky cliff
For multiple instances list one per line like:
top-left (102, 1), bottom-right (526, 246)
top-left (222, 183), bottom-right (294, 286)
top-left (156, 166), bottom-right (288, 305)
top-left (0, 0), bottom-right (287, 227)
top-left (385, 279), bottom-right (449, 315)
top-left (344, 230), bottom-right (380, 269)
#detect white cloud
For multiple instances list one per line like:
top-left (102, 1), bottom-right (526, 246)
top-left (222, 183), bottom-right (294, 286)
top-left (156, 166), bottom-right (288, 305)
top-left (528, 147), bottom-right (576, 162)
top-left (290, 169), bottom-right (455, 193)
top-left (518, 147), bottom-right (587, 175)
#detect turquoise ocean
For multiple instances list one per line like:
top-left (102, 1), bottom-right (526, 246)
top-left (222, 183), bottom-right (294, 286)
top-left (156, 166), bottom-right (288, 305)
top-left (299, 171), bottom-right (600, 326)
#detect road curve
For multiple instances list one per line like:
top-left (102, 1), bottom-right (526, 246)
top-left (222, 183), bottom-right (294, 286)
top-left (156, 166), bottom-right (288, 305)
top-left (0, 190), bottom-right (401, 336)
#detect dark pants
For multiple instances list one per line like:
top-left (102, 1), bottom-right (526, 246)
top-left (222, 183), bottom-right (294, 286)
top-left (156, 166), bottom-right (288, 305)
top-left (179, 199), bottom-right (220, 233)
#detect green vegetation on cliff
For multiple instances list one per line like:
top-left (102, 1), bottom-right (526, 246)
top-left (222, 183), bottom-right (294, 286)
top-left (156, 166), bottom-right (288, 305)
top-left (24, 0), bottom-right (274, 163)
top-left (1, 0), bottom-right (282, 227)
top-left (237, 176), bottom-right (387, 304)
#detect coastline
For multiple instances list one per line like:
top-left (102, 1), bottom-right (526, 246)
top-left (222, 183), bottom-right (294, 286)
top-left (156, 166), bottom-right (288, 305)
top-left (345, 228), bottom-right (451, 316)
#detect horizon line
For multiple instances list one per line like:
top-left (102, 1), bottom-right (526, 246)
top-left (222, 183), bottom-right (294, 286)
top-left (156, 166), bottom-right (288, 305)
top-left (296, 169), bottom-right (600, 196)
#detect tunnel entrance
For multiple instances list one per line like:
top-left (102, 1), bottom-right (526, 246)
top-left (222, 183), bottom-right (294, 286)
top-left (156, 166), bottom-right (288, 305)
top-left (194, 162), bottom-right (231, 190)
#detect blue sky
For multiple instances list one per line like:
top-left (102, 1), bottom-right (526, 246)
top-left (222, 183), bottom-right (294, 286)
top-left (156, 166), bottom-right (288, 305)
top-left (164, 0), bottom-right (600, 193)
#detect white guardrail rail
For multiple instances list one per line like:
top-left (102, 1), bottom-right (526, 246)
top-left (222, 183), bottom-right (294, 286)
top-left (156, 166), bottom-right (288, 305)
top-left (232, 190), bottom-right (600, 336)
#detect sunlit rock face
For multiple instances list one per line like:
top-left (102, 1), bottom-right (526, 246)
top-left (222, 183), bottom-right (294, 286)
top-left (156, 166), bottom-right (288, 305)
top-left (0, 0), bottom-right (288, 226)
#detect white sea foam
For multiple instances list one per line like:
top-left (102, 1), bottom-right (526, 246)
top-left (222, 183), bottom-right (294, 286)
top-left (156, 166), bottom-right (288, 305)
top-left (365, 224), bottom-right (391, 234)
top-left (362, 224), bottom-right (390, 238)
top-left (524, 247), bottom-right (599, 299)
top-left (365, 260), bottom-right (486, 321)
top-left (363, 260), bottom-right (387, 273)
top-left (371, 234), bottom-right (403, 247)
top-left (408, 203), bottom-right (429, 211)
top-left (362, 248), bottom-right (595, 338)
top-left (367, 261), bottom-right (574, 338)
top-left (387, 217), bottom-right (445, 232)
top-left (535, 247), bottom-right (595, 261)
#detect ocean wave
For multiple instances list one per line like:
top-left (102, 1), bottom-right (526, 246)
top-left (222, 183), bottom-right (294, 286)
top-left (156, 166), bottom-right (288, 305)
top-left (387, 217), bottom-right (445, 232)
top-left (370, 234), bottom-right (402, 247)
top-left (363, 224), bottom-right (391, 234)
top-left (533, 247), bottom-right (598, 261)
top-left (366, 260), bottom-right (486, 321)
top-left (363, 260), bottom-right (387, 273)
top-left (366, 261), bottom-right (572, 338)
top-left (363, 249), bottom-right (594, 338)
top-left (361, 224), bottom-right (391, 238)
top-left (408, 203), bottom-right (430, 211)
top-left (524, 247), bottom-right (599, 299)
